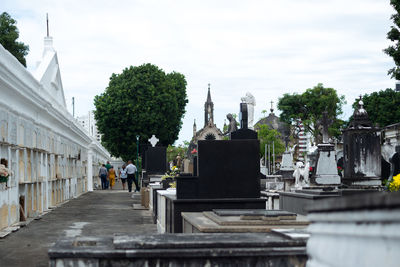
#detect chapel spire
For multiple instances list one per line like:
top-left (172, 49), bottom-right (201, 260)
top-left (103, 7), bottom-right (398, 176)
top-left (204, 83), bottom-right (214, 126)
top-left (206, 83), bottom-right (212, 103)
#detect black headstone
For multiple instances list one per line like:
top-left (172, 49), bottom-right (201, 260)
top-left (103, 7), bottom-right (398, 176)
top-left (140, 144), bottom-right (151, 169)
top-left (197, 140), bottom-right (260, 199)
top-left (391, 152), bottom-right (400, 177)
top-left (230, 128), bottom-right (258, 140)
top-left (193, 156), bottom-right (198, 176)
top-left (240, 103), bottom-right (248, 129)
top-left (145, 146), bottom-right (167, 175)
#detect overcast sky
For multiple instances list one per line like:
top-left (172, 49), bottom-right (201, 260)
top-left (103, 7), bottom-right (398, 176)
top-left (2, 0), bottom-right (396, 145)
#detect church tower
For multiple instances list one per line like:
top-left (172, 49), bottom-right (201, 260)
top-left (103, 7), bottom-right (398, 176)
top-left (204, 83), bottom-right (214, 126)
top-left (193, 119), bottom-right (197, 137)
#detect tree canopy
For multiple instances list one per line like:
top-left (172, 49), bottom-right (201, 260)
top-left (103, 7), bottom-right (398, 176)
top-left (167, 141), bottom-right (189, 164)
top-left (94, 63), bottom-right (188, 161)
top-left (277, 83), bottom-right (346, 143)
top-left (257, 124), bottom-right (285, 159)
top-left (384, 0), bottom-right (400, 80)
top-left (353, 88), bottom-right (400, 127)
top-left (0, 12), bottom-right (29, 67)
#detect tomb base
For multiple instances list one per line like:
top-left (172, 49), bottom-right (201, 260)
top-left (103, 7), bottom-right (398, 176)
top-left (49, 233), bottom-right (307, 267)
top-left (164, 195), bottom-right (265, 233)
top-left (279, 188), bottom-right (379, 215)
top-left (315, 144), bottom-right (340, 185)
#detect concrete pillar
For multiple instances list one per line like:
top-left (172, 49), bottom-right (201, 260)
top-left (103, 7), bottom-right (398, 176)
top-left (87, 150), bottom-right (93, 191)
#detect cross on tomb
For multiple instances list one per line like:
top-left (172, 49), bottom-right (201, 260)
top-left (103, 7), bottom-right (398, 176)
top-left (320, 111), bottom-right (333, 144)
top-left (149, 135), bottom-right (159, 147)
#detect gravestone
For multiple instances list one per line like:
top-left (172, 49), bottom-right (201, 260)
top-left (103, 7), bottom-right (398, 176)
top-left (279, 136), bottom-right (294, 179)
top-left (314, 111), bottom-right (340, 185)
top-left (241, 92), bottom-right (256, 130)
top-left (197, 140), bottom-right (260, 198)
top-left (230, 103), bottom-right (257, 140)
top-left (239, 102), bottom-right (248, 129)
top-left (145, 135), bottom-right (167, 175)
top-left (170, 139), bottom-right (265, 232)
top-left (342, 98), bottom-right (381, 186)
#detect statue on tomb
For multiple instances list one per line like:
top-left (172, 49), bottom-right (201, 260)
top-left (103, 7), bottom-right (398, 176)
top-left (284, 135), bottom-right (290, 152)
top-left (224, 113), bottom-right (238, 134)
top-left (241, 92), bottom-right (256, 129)
top-left (293, 161), bottom-right (310, 189)
top-left (176, 154), bottom-right (182, 169)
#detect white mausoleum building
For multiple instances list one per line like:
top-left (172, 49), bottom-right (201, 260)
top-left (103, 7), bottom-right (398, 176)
top-left (0, 34), bottom-right (110, 231)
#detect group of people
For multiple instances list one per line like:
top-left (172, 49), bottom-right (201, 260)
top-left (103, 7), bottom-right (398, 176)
top-left (98, 160), bottom-right (140, 192)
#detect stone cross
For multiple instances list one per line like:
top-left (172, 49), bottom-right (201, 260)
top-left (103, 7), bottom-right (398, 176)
top-left (149, 135), bottom-right (159, 147)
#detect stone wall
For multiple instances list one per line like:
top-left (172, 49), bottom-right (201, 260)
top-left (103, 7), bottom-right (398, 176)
top-left (0, 43), bottom-right (110, 231)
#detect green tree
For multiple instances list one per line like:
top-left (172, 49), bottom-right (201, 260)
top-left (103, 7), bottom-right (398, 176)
top-left (277, 83), bottom-right (346, 143)
top-left (94, 63), bottom-right (188, 161)
top-left (0, 12), bottom-right (29, 67)
top-left (257, 125), bottom-right (285, 159)
top-left (384, 0), bottom-right (400, 80)
top-left (167, 141), bottom-right (189, 164)
top-left (353, 88), bottom-right (400, 127)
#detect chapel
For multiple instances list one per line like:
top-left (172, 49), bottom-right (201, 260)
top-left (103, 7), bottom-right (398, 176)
top-left (186, 84), bottom-right (224, 158)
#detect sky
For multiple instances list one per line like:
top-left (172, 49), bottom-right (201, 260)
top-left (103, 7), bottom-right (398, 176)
top-left (2, 0), bottom-right (396, 145)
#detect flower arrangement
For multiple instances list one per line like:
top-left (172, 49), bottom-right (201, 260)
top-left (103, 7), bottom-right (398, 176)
top-left (161, 166), bottom-right (180, 180)
top-left (191, 148), bottom-right (197, 155)
top-left (0, 164), bottom-right (10, 183)
top-left (388, 174), bottom-right (400, 192)
top-left (337, 166), bottom-right (343, 175)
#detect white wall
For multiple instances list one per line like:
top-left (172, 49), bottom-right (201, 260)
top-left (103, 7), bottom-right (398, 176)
top-left (0, 40), bottom-right (110, 231)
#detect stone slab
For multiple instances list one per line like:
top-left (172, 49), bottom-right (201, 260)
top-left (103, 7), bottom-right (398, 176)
top-left (132, 204), bottom-right (147, 210)
top-left (213, 209), bottom-right (296, 218)
top-left (49, 234), bottom-right (307, 267)
top-left (307, 191), bottom-right (400, 212)
top-left (204, 211), bottom-right (306, 226)
top-left (113, 232), bottom-right (302, 249)
top-left (272, 229), bottom-right (310, 241)
top-left (182, 212), bottom-right (308, 233)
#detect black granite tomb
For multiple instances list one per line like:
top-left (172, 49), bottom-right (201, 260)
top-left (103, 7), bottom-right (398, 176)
top-left (167, 139), bottom-right (265, 233)
top-left (145, 146), bottom-right (167, 175)
top-left (239, 102), bottom-right (248, 129)
top-left (197, 139), bottom-right (260, 198)
top-left (230, 128), bottom-right (258, 140)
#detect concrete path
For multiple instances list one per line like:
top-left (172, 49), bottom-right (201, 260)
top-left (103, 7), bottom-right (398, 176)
top-left (0, 181), bottom-right (157, 267)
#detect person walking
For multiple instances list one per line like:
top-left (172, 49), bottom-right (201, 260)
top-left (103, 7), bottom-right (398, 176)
top-left (108, 166), bottom-right (116, 190)
top-left (126, 160), bottom-right (139, 192)
top-left (99, 164), bottom-right (108, 190)
top-left (119, 164), bottom-right (128, 190)
top-left (105, 161), bottom-right (112, 189)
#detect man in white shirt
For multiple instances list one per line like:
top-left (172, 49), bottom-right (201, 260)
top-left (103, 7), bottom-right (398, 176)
top-left (126, 160), bottom-right (139, 192)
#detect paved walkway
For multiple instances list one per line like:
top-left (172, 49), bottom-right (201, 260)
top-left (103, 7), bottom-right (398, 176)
top-left (0, 181), bottom-right (157, 267)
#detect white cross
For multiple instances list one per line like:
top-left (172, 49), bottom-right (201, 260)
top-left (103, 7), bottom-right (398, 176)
top-left (149, 135), bottom-right (159, 147)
